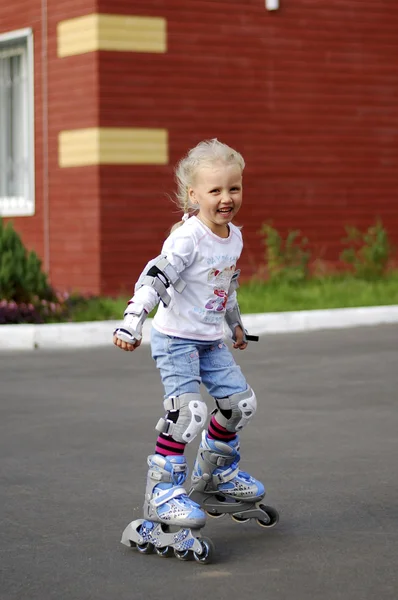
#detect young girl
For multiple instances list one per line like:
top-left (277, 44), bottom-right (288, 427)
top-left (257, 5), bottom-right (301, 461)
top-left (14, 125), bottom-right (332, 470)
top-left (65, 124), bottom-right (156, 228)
top-left (116, 139), bottom-right (278, 563)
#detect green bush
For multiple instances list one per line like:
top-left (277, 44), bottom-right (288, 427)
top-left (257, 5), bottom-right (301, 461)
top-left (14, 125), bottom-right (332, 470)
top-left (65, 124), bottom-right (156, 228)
top-left (259, 223), bottom-right (311, 284)
top-left (0, 218), bottom-right (52, 302)
top-left (340, 219), bottom-right (392, 279)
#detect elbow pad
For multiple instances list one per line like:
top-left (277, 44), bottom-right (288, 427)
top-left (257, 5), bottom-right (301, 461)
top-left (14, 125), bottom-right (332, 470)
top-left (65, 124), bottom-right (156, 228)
top-left (135, 255), bottom-right (186, 307)
top-left (228, 269), bottom-right (241, 295)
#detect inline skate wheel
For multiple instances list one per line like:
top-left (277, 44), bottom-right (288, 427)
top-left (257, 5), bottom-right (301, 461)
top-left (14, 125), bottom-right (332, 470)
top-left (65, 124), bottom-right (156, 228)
top-left (136, 542), bottom-right (154, 554)
top-left (155, 546), bottom-right (174, 558)
top-left (193, 537), bottom-right (215, 564)
top-left (256, 504), bottom-right (279, 528)
top-left (174, 548), bottom-right (191, 561)
top-left (205, 510), bottom-right (225, 519)
top-left (206, 495), bottom-right (227, 518)
top-left (231, 514), bottom-right (250, 524)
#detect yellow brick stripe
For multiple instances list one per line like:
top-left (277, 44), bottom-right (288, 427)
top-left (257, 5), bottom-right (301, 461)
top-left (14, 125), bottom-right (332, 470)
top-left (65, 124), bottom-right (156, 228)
top-left (57, 14), bottom-right (167, 57)
top-left (58, 128), bottom-right (169, 167)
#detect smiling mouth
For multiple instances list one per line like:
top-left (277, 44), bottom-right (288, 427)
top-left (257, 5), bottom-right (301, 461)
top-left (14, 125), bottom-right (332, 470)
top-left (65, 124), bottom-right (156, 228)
top-left (217, 207), bottom-right (233, 213)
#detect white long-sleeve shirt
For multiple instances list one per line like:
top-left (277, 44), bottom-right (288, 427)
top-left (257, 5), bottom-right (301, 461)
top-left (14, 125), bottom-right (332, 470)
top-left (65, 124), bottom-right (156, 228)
top-left (132, 216), bottom-right (243, 341)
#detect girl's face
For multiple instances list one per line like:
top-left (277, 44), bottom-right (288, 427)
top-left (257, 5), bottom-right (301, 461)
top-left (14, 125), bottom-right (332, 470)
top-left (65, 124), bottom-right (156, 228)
top-left (188, 162), bottom-right (243, 237)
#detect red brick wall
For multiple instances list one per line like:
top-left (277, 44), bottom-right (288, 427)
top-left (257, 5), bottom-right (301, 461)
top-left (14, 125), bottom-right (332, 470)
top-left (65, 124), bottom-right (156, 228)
top-left (98, 0), bottom-right (398, 294)
top-left (1, 1), bottom-right (45, 260)
top-left (1, 0), bottom-right (101, 294)
top-left (2, 0), bottom-right (398, 296)
top-left (47, 3), bottom-right (100, 294)
top-left (47, 1), bottom-right (101, 294)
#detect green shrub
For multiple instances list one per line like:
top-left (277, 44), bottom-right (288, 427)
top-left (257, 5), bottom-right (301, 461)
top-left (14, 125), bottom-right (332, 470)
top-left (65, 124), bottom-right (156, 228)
top-left (340, 219), bottom-right (392, 279)
top-left (0, 218), bottom-right (52, 302)
top-left (260, 223), bottom-right (311, 284)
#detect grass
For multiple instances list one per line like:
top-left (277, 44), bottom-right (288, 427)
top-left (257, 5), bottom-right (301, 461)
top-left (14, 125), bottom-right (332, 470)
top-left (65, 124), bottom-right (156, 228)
top-left (237, 273), bottom-right (398, 313)
top-left (67, 273), bottom-right (398, 322)
top-left (66, 296), bottom-right (129, 322)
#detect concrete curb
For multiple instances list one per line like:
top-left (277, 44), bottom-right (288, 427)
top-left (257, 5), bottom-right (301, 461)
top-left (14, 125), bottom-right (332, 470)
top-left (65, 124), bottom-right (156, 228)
top-left (1, 305), bottom-right (398, 351)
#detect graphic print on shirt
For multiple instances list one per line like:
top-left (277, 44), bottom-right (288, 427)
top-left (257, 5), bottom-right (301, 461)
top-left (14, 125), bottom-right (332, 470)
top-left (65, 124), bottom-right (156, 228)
top-left (205, 265), bottom-right (236, 313)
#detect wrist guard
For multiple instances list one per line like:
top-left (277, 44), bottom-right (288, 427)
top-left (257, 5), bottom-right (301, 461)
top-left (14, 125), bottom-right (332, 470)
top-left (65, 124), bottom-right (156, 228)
top-left (113, 303), bottom-right (148, 345)
top-left (225, 304), bottom-right (259, 343)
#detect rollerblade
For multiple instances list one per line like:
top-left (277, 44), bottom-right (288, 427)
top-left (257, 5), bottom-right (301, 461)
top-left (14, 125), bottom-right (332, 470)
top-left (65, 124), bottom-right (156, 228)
top-left (188, 432), bottom-right (279, 527)
top-left (121, 454), bottom-right (214, 564)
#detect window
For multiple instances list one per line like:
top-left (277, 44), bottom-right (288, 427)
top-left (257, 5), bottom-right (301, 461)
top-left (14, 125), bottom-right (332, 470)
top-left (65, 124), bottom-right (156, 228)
top-left (0, 28), bottom-right (34, 216)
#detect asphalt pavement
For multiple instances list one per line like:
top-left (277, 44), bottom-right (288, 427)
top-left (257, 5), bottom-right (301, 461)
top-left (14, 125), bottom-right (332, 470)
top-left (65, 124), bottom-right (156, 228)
top-left (1, 325), bottom-right (397, 600)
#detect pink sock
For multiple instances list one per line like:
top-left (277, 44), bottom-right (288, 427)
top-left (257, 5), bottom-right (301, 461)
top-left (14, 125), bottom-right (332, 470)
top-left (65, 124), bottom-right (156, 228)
top-left (207, 415), bottom-right (236, 442)
top-left (155, 434), bottom-right (185, 456)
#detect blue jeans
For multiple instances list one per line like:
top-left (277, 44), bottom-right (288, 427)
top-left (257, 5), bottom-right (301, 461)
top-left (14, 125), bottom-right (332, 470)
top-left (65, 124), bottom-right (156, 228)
top-left (151, 327), bottom-right (248, 400)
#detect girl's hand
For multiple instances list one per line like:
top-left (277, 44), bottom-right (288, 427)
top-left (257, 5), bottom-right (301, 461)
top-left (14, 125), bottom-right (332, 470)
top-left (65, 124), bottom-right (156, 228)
top-left (233, 326), bottom-right (248, 350)
top-left (113, 335), bottom-right (142, 352)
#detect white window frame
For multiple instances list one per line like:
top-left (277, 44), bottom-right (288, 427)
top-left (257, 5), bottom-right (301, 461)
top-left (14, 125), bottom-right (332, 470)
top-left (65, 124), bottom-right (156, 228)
top-left (0, 28), bottom-right (35, 217)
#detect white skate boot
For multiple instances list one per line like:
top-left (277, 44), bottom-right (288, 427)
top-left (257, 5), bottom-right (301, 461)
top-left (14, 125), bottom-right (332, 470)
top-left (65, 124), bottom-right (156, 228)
top-left (189, 432), bottom-right (279, 527)
top-left (121, 454), bottom-right (214, 563)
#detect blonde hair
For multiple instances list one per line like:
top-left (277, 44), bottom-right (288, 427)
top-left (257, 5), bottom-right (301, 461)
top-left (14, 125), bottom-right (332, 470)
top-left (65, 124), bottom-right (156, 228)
top-left (170, 138), bottom-right (245, 232)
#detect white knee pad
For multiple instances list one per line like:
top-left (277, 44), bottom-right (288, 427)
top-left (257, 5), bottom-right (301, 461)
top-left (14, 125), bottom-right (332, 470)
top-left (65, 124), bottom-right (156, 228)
top-left (156, 393), bottom-right (208, 443)
top-left (214, 387), bottom-right (257, 432)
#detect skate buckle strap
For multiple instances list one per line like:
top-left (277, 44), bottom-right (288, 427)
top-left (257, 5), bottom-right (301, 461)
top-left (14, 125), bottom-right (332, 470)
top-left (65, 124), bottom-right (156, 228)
top-left (170, 462), bottom-right (187, 486)
top-left (171, 463), bottom-right (186, 474)
top-left (214, 464), bottom-right (240, 485)
top-left (152, 485), bottom-right (187, 507)
top-left (148, 468), bottom-right (172, 483)
top-left (205, 451), bottom-right (234, 468)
